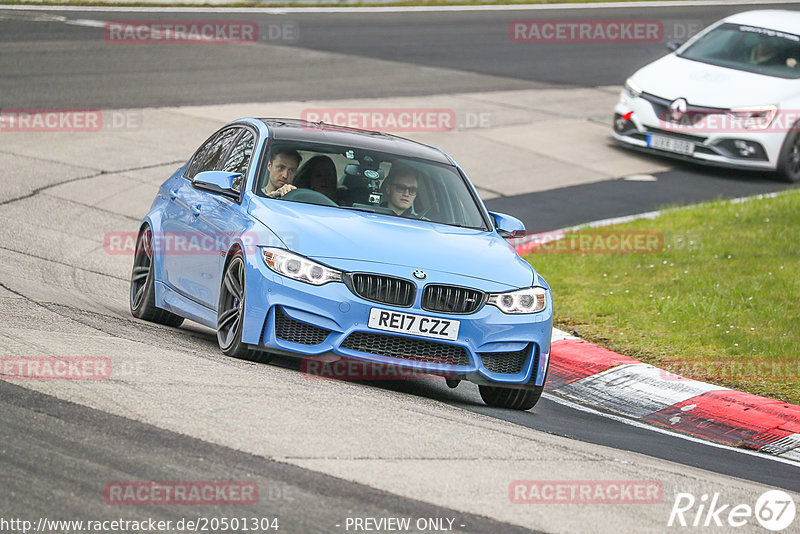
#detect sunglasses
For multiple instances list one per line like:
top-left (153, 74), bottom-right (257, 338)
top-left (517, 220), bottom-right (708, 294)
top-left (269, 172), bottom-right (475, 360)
top-left (392, 184), bottom-right (418, 195)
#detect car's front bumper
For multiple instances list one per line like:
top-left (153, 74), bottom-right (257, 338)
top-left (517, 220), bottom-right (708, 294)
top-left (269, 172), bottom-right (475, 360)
top-left (239, 253), bottom-right (552, 388)
top-left (612, 91), bottom-right (783, 172)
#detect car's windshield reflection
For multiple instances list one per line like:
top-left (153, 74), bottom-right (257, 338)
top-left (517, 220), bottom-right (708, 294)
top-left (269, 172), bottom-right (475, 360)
top-left (255, 142), bottom-right (488, 231)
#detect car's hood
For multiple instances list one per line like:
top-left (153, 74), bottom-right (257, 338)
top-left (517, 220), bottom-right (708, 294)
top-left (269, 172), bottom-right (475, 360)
top-left (248, 198), bottom-right (535, 289)
top-left (632, 54), bottom-right (797, 107)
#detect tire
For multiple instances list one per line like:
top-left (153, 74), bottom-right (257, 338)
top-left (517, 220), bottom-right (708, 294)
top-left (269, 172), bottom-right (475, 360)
top-left (130, 226), bottom-right (184, 327)
top-left (479, 384), bottom-right (543, 411)
top-left (217, 251), bottom-right (272, 363)
top-left (777, 121), bottom-right (800, 183)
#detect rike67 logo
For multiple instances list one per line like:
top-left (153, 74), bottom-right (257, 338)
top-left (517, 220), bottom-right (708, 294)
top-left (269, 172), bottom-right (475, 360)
top-left (668, 490), bottom-right (796, 531)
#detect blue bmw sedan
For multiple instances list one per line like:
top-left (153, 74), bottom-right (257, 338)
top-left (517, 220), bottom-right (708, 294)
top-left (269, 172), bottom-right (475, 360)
top-left (130, 118), bottom-right (552, 410)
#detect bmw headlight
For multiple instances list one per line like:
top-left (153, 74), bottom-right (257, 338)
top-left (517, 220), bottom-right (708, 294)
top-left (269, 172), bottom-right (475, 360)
top-left (488, 287), bottom-right (548, 314)
top-left (261, 247), bottom-right (343, 285)
top-left (623, 78), bottom-right (642, 100)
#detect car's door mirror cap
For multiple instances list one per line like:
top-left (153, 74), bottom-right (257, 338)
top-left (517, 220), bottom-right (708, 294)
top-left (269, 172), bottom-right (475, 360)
top-left (193, 171), bottom-right (241, 200)
top-left (489, 211), bottom-right (526, 239)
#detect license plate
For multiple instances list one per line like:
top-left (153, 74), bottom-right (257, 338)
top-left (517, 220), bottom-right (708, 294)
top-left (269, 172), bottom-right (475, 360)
top-left (368, 308), bottom-right (460, 341)
top-left (647, 134), bottom-right (695, 155)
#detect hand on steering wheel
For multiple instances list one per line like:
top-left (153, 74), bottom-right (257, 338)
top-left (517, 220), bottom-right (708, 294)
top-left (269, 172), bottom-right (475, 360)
top-left (266, 184), bottom-right (297, 198)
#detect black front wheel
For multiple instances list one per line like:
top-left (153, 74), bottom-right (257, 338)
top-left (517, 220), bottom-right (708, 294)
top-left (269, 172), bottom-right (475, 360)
top-left (217, 252), bottom-right (271, 363)
top-left (777, 122), bottom-right (800, 183)
top-left (479, 385), bottom-right (543, 411)
top-left (129, 226), bottom-right (184, 327)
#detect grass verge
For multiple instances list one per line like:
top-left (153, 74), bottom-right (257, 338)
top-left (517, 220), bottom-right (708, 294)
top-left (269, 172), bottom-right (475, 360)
top-left (526, 188), bottom-right (800, 405)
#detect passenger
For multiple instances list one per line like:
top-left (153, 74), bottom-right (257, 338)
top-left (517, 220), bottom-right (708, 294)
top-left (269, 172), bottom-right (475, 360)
top-left (293, 155), bottom-right (338, 200)
top-left (382, 162), bottom-right (421, 217)
top-left (262, 148), bottom-right (301, 198)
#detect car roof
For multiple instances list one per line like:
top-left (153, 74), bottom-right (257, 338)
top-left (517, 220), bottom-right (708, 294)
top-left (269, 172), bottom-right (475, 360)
top-left (723, 10), bottom-right (800, 36)
top-left (248, 118), bottom-right (453, 165)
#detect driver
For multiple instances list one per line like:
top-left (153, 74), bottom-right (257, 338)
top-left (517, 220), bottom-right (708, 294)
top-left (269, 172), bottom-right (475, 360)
top-left (383, 162), bottom-right (421, 217)
top-left (262, 148), bottom-right (301, 198)
top-left (749, 37), bottom-right (783, 66)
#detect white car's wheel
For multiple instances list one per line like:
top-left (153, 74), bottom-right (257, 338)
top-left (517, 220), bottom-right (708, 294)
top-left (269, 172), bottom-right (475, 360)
top-left (776, 122), bottom-right (800, 183)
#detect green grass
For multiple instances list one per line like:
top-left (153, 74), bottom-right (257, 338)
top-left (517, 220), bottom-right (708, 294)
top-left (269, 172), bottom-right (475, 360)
top-left (526, 189), bottom-right (800, 405)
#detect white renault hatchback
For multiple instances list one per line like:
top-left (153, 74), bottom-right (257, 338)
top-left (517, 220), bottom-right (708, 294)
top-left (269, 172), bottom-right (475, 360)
top-left (612, 10), bottom-right (800, 182)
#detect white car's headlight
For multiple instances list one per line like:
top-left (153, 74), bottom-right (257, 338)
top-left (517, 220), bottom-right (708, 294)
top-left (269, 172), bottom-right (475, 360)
top-left (261, 247), bottom-right (342, 285)
top-left (488, 287), bottom-right (548, 314)
top-left (623, 78), bottom-right (642, 99)
top-left (727, 106), bottom-right (778, 130)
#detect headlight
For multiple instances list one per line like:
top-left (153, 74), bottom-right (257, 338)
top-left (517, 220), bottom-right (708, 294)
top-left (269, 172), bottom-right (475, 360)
top-left (487, 287), bottom-right (547, 314)
top-left (727, 106), bottom-right (777, 130)
top-left (623, 78), bottom-right (642, 99)
top-left (261, 247), bottom-right (343, 285)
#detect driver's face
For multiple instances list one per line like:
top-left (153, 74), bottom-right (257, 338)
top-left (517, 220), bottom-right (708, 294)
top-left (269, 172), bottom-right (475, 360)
top-left (388, 174), bottom-right (418, 212)
top-left (267, 153), bottom-right (299, 190)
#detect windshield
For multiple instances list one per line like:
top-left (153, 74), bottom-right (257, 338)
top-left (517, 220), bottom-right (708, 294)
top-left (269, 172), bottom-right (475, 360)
top-left (678, 23), bottom-right (800, 79)
top-left (255, 141), bottom-right (489, 230)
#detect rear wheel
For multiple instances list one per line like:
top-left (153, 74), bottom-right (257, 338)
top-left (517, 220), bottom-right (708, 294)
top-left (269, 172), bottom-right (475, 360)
top-left (129, 226), bottom-right (184, 327)
top-left (217, 252), bottom-right (271, 363)
top-left (777, 121), bottom-right (800, 183)
top-left (479, 385), bottom-right (543, 411)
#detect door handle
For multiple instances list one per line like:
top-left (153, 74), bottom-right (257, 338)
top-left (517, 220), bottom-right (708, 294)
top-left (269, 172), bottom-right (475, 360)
top-left (191, 204), bottom-right (201, 216)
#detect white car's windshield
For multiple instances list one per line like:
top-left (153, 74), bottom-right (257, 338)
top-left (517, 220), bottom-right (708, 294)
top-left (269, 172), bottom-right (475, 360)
top-left (256, 142), bottom-right (489, 231)
top-left (679, 22), bottom-right (800, 79)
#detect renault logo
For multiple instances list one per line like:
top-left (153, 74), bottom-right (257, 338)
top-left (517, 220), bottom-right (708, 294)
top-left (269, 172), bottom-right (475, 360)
top-left (668, 98), bottom-right (688, 122)
top-left (412, 270), bottom-right (427, 280)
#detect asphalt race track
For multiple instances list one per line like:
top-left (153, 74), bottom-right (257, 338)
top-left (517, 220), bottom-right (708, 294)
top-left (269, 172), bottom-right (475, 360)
top-left (1, 2), bottom-right (800, 533)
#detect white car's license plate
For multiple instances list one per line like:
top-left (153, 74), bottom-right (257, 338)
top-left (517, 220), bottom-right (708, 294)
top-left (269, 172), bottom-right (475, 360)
top-left (368, 308), bottom-right (460, 341)
top-left (647, 134), bottom-right (695, 155)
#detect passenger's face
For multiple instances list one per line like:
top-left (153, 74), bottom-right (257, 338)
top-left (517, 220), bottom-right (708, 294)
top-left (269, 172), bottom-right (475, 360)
top-left (267, 153), bottom-right (299, 190)
top-left (388, 174), bottom-right (417, 213)
top-left (310, 163), bottom-right (337, 198)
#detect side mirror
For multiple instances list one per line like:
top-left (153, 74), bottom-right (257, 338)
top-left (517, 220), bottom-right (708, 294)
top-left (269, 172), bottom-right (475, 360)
top-left (193, 171), bottom-right (241, 200)
top-left (489, 211), bottom-right (526, 239)
top-left (666, 40), bottom-right (683, 52)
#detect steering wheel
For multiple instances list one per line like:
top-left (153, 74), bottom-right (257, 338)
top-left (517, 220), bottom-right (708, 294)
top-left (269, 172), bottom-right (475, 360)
top-left (416, 205), bottom-right (434, 219)
top-left (279, 187), bottom-right (338, 207)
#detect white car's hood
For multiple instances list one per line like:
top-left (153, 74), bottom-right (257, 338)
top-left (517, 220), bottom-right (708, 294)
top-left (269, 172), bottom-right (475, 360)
top-left (632, 54), bottom-right (798, 108)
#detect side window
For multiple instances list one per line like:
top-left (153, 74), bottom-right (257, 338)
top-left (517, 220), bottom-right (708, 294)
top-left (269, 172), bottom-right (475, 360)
top-left (185, 134), bottom-right (217, 180)
top-left (222, 130), bottom-right (256, 193)
top-left (196, 128), bottom-right (240, 175)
